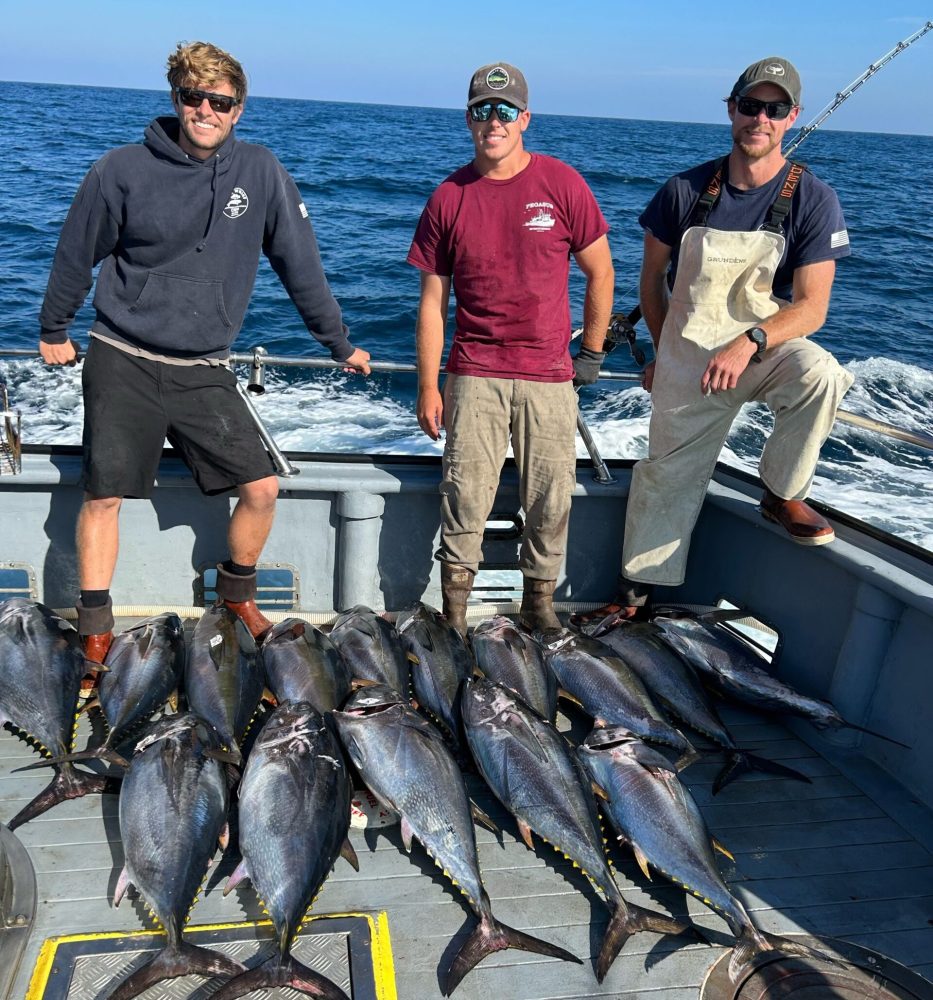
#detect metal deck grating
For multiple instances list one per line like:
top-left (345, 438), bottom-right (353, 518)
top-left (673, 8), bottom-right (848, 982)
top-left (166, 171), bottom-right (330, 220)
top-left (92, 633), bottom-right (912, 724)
top-left (1, 616), bottom-right (932, 999)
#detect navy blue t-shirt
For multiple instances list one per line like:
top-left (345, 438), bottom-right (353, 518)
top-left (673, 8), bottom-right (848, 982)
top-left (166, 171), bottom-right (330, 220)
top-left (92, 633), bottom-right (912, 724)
top-left (639, 158), bottom-right (850, 301)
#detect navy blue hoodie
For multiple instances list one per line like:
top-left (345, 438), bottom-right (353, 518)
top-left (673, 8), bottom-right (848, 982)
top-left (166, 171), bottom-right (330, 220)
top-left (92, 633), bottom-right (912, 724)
top-left (39, 117), bottom-right (353, 361)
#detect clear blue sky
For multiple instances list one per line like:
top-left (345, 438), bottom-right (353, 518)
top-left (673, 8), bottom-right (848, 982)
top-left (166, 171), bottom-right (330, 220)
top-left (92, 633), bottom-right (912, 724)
top-left (3, 2), bottom-right (931, 135)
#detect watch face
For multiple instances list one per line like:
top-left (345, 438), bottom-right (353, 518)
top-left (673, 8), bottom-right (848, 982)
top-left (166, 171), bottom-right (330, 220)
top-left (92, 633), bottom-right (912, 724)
top-left (749, 327), bottom-right (766, 349)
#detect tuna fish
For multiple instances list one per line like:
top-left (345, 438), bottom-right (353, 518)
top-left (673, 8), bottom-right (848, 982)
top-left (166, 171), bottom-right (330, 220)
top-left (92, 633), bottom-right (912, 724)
top-left (540, 630), bottom-right (697, 762)
top-left (55, 612), bottom-right (186, 769)
top-left (471, 615), bottom-right (557, 722)
top-left (215, 702), bottom-right (357, 1000)
top-left (397, 602), bottom-right (473, 749)
top-left (462, 679), bottom-right (694, 983)
top-left (578, 726), bottom-right (837, 982)
top-left (107, 713), bottom-right (242, 1000)
top-left (588, 619), bottom-right (809, 791)
top-left (654, 614), bottom-right (908, 746)
top-left (262, 617), bottom-right (352, 712)
top-left (0, 598), bottom-right (117, 828)
top-left (333, 684), bottom-right (581, 995)
top-left (185, 605), bottom-right (264, 766)
top-left (328, 604), bottom-right (410, 693)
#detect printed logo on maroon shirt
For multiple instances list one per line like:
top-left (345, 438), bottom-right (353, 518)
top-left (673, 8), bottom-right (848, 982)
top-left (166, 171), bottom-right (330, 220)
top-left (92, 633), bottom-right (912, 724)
top-left (524, 201), bottom-right (556, 232)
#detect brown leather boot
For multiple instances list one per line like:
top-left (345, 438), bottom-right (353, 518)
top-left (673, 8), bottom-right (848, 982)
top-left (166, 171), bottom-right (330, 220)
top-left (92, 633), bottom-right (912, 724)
top-left (569, 602), bottom-right (641, 628)
top-left (760, 489), bottom-right (834, 545)
top-left (215, 564), bottom-right (273, 641)
top-left (440, 563), bottom-right (474, 638)
top-left (519, 578), bottom-right (562, 633)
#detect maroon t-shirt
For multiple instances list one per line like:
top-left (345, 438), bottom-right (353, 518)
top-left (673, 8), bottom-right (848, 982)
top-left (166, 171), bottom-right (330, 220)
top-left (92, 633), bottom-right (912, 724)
top-left (408, 153), bottom-right (609, 382)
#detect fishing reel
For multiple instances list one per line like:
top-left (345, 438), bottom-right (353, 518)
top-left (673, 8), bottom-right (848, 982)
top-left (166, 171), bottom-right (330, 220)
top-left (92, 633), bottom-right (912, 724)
top-left (603, 310), bottom-right (646, 367)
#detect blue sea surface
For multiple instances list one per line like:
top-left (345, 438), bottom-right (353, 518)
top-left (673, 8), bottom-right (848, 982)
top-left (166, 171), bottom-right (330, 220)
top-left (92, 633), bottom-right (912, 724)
top-left (1, 82), bottom-right (932, 547)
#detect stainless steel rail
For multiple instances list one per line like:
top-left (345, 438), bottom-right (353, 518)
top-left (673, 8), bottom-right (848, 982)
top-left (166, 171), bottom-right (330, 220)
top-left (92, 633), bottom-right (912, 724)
top-left (2, 348), bottom-right (932, 455)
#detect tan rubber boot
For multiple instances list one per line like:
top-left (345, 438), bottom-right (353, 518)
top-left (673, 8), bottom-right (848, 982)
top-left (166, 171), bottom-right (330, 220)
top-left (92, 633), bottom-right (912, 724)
top-left (440, 563), bottom-right (474, 638)
top-left (519, 578), bottom-right (562, 633)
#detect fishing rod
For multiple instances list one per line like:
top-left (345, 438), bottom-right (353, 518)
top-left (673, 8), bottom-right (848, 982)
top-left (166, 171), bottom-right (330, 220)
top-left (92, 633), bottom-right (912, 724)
top-left (785, 21), bottom-right (933, 158)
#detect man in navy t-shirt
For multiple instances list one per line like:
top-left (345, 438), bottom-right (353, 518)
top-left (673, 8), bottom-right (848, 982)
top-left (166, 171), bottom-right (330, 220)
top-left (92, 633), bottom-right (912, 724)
top-left (408, 62), bottom-right (614, 636)
top-left (574, 56), bottom-right (853, 626)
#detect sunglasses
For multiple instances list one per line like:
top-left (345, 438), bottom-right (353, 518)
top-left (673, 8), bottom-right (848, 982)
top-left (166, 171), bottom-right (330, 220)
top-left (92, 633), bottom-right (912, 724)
top-left (735, 96), bottom-right (794, 120)
top-left (174, 87), bottom-right (241, 114)
top-left (469, 102), bottom-right (522, 124)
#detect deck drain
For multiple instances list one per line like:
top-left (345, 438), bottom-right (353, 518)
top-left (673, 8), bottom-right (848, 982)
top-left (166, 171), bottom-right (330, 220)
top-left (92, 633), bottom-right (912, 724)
top-left (701, 936), bottom-right (933, 1000)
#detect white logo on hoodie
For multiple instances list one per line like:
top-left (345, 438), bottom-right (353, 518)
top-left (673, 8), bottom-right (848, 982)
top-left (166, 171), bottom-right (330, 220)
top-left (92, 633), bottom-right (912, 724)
top-left (223, 187), bottom-right (249, 219)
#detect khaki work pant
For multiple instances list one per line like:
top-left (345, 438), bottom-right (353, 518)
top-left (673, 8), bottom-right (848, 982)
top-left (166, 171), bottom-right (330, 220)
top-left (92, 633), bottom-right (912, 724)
top-left (438, 374), bottom-right (578, 578)
top-left (622, 336), bottom-right (854, 587)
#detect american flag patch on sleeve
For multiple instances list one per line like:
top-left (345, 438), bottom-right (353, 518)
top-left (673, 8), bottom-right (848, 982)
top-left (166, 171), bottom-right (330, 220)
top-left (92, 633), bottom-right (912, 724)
top-left (831, 229), bottom-right (849, 248)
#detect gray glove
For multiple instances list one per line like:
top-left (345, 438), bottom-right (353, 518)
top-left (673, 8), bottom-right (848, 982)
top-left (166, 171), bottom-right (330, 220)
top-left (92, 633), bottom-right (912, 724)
top-left (572, 346), bottom-right (606, 387)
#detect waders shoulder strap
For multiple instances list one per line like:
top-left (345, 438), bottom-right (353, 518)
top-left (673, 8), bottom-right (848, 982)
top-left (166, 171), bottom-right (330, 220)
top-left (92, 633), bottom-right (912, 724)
top-left (688, 157), bottom-right (727, 229)
top-left (760, 161), bottom-right (807, 234)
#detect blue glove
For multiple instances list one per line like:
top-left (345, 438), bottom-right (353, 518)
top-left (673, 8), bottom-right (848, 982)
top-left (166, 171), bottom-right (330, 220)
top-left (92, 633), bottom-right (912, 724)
top-left (572, 346), bottom-right (606, 387)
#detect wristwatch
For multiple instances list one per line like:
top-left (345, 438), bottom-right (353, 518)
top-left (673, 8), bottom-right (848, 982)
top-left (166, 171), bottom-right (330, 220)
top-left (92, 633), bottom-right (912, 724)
top-left (745, 326), bottom-right (768, 362)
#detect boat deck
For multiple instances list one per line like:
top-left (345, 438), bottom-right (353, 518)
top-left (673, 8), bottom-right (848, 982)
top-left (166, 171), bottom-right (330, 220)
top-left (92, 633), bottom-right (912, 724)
top-left (2, 614), bottom-right (933, 1000)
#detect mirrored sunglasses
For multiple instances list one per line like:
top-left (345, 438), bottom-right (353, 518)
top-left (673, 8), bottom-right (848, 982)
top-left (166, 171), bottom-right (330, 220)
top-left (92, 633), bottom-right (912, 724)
top-left (469, 102), bottom-right (521, 124)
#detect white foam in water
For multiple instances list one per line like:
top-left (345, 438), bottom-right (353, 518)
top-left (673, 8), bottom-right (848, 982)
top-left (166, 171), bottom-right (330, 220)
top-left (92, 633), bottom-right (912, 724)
top-left (3, 355), bottom-right (931, 550)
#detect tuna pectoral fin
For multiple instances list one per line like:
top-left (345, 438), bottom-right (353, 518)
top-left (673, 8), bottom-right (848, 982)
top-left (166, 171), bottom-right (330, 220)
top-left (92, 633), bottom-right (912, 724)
top-left (596, 900), bottom-right (696, 983)
top-left (209, 954), bottom-right (349, 1000)
top-left (728, 927), bottom-right (841, 983)
top-left (713, 752), bottom-right (811, 795)
top-left (15, 748), bottom-right (130, 771)
top-left (105, 941), bottom-right (245, 1000)
top-left (340, 838), bottom-right (360, 872)
top-left (444, 915), bottom-right (581, 996)
top-left (469, 800), bottom-right (499, 833)
top-left (7, 766), bottom-right (121, 830)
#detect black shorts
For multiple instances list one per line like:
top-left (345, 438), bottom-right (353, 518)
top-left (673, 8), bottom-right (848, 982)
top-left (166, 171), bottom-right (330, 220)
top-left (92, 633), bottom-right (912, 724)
top-left (80, 339), bottom-right (276, 498)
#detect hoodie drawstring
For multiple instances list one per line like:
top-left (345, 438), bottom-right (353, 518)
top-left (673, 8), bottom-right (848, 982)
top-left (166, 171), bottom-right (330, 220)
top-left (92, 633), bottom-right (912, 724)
top-left (196, 155), bottom-right (220, 252)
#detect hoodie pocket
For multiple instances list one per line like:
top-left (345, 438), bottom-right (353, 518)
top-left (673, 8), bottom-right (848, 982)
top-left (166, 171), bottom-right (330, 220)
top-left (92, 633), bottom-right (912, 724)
top-left (128, 272), bottom-right (234, 353)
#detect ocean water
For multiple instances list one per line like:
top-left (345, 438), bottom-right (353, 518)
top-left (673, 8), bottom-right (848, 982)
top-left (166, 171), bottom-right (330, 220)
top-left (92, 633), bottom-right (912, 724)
top-left (1, 82), bottom-right (932, 549)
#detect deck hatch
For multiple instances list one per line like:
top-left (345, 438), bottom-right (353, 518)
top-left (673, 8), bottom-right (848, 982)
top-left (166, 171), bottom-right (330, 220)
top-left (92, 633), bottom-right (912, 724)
top-left (26, 912), bottom-right (395, 1000)
top-left (701, 935), bottom-right (933, 1000)
top-left (197, 563), bottom-right (300, 611)
top-left (0, 564), bottom-right (37, 602)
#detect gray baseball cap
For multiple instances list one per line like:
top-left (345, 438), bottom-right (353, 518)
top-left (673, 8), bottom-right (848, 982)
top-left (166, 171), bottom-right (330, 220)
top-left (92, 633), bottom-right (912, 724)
top-left (730, 56), bottom-right (801, 105)
top-left (467, 63), bottom-right (528, 110)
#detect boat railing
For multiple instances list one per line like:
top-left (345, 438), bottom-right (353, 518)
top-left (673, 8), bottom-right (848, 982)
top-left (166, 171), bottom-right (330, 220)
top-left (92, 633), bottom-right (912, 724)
top-left (1, 348), bottom-right (932, 486)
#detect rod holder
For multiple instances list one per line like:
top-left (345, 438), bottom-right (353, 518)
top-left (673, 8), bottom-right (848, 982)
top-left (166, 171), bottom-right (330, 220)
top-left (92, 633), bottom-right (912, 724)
top-left (247, 346), bottom-right (268, 395)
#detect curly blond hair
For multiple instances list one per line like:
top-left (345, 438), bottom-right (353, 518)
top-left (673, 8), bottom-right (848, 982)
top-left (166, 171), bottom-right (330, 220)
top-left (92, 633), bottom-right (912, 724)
top-left (166, 41), bottom-right (247, 102)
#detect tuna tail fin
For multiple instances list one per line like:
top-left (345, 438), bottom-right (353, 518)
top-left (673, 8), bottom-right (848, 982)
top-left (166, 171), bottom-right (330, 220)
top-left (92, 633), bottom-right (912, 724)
top-left (104, 940), bottom-right (245, 1000)
top-left (728, 927), bottom-right (842, 983)
top-left (444, 914), bottom-right (581, 996)
top-left (208, 953), bottom-right (349, 1000)
top-left (7, 764), bottom-right (121, 830)
top-left (596, 900), bottom-right (697, 983)
top-left (713, 751), bottom-right (811, 795)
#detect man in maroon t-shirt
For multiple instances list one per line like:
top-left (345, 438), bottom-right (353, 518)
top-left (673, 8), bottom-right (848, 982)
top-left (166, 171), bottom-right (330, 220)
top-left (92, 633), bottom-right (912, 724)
top-left (408, 62), bottom-right (614, 636)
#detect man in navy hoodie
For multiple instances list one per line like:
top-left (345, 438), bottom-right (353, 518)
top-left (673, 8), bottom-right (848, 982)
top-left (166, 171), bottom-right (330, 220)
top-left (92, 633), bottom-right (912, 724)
top-left (38, 41), bottom-right (370, 672)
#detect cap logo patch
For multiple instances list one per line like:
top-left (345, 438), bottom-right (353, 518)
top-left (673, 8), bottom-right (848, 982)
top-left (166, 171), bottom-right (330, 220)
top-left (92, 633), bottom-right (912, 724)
top-left (765, 63), bottom-right (786, 77)
top-left (486, 67), bottom-right (510, 90)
